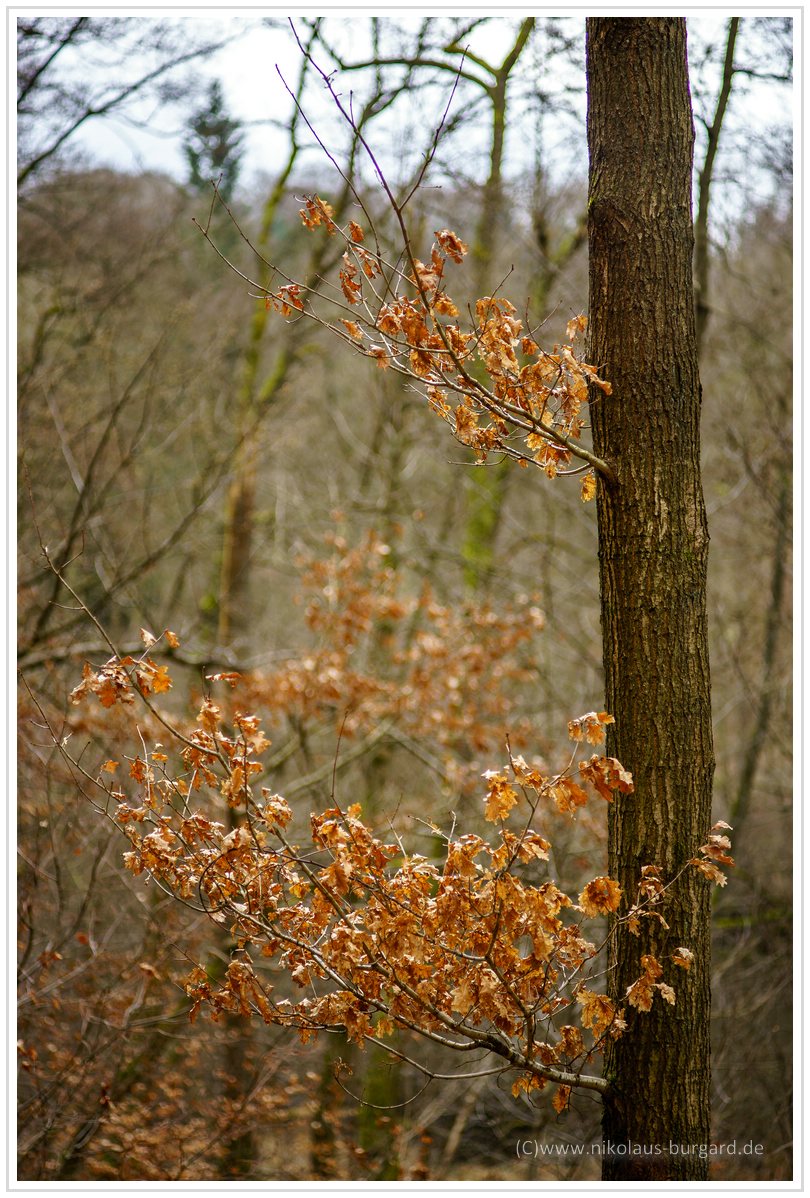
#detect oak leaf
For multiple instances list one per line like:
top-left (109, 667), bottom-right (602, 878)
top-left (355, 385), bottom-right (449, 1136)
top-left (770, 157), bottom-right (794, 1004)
top-left (578, 755), bottom-right (634, 801)
top-left (435, 228), bottom-right (468, 262)
top-left (206, 671), bottom-right (242, 688)
top-left (568, 711), bottom-right (614, 744)
top-left (566, 313), bottom-right (588, 342)
top-left (483, 772), bottom-right (519, 822)
top-left (580, 471), bottom-right (597, 503)
top-left (551, 775), bottom-right (589, 814)
top-left (342, 320), bottom-right (364, 341)
top-left (198, 698), bottom-right (221, 734)
top-left (578, 876), bottom-right (622, 917)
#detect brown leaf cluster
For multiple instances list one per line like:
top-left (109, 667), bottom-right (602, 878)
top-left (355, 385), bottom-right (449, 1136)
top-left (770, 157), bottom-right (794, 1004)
top-left (689, 820), bottom-right (736, 886)
top-left (284, 202), bottom-right (611, 488)
top-left (70, 655), bottom-right (172, 708)
top-left (71, 640), bottom-right (726, 1102)
top-left (235, 529), bottom-right (545, 785)
top-left (64, 531), bottom-right (734, 1108)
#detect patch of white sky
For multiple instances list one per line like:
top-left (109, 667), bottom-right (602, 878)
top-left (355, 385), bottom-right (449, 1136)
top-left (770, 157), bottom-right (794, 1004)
top-left (63, 16), bottom-right (542, 183)
top-left (55, 12), bottom-right (793, 230)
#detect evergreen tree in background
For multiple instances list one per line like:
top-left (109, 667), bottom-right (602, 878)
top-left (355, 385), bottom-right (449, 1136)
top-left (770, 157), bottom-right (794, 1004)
top-left (184, 79), bottom-right (243, 199)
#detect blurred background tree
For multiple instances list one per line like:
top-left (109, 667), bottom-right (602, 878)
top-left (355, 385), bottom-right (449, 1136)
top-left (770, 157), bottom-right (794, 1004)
top-left (183, 79), bottom-right (244, 200)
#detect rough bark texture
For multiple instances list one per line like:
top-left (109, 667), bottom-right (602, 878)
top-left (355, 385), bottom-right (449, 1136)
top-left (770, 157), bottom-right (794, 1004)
top-left (586, 19), bottom-right (714, 1181)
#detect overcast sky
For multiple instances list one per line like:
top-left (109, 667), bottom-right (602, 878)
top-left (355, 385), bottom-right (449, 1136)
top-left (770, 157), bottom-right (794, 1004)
top-left (41, 13), bottom-right (793, 223)
top-left (59, 17), bottom-right (564, 181)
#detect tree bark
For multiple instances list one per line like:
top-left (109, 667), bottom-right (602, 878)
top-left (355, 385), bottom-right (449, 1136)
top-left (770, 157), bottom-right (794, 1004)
top-left (586, 19), bottom-right (714, 1181)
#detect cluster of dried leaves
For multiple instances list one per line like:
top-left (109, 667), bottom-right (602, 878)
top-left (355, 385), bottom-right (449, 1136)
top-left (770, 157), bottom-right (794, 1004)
top-left (70, 619), bottom-right (733, 1108)
top-left (238, 528), bottom-right (544, 782)
top-left (264, 197), bottom-right (612, 498)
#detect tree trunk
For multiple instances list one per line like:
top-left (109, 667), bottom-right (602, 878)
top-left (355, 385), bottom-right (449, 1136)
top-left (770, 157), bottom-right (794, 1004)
top-left (730, 450), bottom-right (790, 830)
top-left (461, 21), bottom-right (533, 593)
top-left (694, 17), bottom-right (739, 353)
top-left (586, 18), bottom-right (714, 1181)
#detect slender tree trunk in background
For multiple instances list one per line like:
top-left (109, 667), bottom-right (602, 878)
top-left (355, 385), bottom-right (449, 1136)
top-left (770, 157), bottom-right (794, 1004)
top-left (694, 17), bottom-right (739, 353)
top-left (461, 20), bottom-right (592, 594)
top-left (215, 164), bottom-right (297, 653)
top-left (216, 346), bottom-right (290, 651)
top-left (730, 446), bottom-right (790, 830)
top-left (356, 1044), bottom-right (402, 1179)
top-left (310, 1036), bottom-right (347, 1178)
top-left (461, 20), bottom-right (533, 593)
top-left (216, 237), bottom-right (293, 1180)
top-left (586, 19), bottom-right (714, 1181)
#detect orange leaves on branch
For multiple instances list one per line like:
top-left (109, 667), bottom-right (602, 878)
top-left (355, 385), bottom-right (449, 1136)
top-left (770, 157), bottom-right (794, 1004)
top-left (689, 820), bottom-right (735, 886)
top-left (454, 403), bottom-right (479, 445)
top-left (566, 313), bottom-right (588, 342)
top-left (197, 697), bottom-right (221, 734)
top-left (507, 753), bottom-right (547, 791)
top-left (185, 965), bottom-right (212, 1024)
top-left (75, 640), bottom-right (724, 1107)
top-left (578, 876), bottom-right (622, 917)
top-left (484, 711), bottom-right (634, 821)
top-left (233, 712), bottom-right (271, 754)
top-left (288, 196), bottom-right (612, 479)
top-left (482, 770), bottom-right (519, 822)
top-left (129, 757), bottom-right (148, 783)
top-left (140, 626), bottom-right (180, 651)
top-left (206, 671), bottom-right (242, 688)
top-left (580, 471), bottom-right (597, 503)
top-left (138, 662), bottom-right (172, 695)
top-left (550, 776), bottom-right (589, 814)
top-left (299, 195), bottom-right (336, 233)
top-left (575, 986), bottom-right (626, 1039)
top-left (511, 1072), bottom-right (545, 1099)
top-left (279, 285), bottom-right (304, 315)
top-left (410, 256), bottom-right (443, 295)
top-left (435, 228), bottom-right (468, 262)
top-left (342, 320), bottom-right (364, 341)
top-left (493, 829), bottom-right (550, 869)
top-left (433, 292), bottom-right (459, 318)
top-left (577, 755), bottom-right (634, 802)
top-left (626, 955), bottom-right (676, 1012)
top-left (261, 791), bottom-right (293, 830)
top-left (568, 710), bottom-right (614, 744)
top-left (339, 253), bottom-right (363, 305)
top-left (624, 863), bottom-right (668, 935)
top-left (68, 518), bottom-right (729, 1106)
top-left (264, 285), bottom-right (305, 317)
top-left (70, 655), bottom-right (172, 708)
top-left (71, 660), bottom-right (133, 708)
